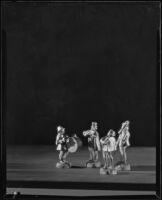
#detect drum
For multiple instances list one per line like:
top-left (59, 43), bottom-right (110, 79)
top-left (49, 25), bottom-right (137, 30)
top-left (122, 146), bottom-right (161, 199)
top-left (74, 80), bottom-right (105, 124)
top-left (66, 136), bottom-right (82, 153)
top-left (75, 136), bottom-right (82, 147)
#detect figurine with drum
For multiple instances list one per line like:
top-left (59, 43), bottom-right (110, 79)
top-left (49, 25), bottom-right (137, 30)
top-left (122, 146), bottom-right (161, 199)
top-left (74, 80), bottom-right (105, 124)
top-left (56, 126), bottom-right (82, 168)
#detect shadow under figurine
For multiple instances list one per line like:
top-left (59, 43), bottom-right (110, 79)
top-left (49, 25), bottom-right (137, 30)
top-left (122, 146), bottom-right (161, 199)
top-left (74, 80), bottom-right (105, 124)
top-left (100, 129), bottom-right (117, 175)
top-left (115, 120), bottom-right (131, 171)
top-left (83, 122), bottom-right (101, 168)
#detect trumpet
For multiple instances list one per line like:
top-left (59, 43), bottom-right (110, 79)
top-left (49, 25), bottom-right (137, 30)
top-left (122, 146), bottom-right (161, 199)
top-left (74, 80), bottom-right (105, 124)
top-left (83, 130), bottom-right (91, 136)
top-left (83, 130), bottom-right (96, 137)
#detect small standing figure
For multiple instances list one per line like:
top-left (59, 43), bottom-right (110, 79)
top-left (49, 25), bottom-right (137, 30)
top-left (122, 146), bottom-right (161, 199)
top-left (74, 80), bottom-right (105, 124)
top-left (100, 129), bottom-right (117, 175)
top-left (55, 126), bottom-right (71, 168)
top-left (83, 122), bottom-right (101, 168)
top-left (115, 120), bottom-right (131, 171)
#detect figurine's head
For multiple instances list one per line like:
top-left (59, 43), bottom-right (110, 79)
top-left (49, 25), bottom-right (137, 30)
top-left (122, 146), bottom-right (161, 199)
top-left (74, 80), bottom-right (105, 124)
top-left (125, 120), bottom-right (130, 126)
top-left (124, 121), bottom-right (130, 131)
top-left (111, 130), bottom-right (116, 137)
top-left (91, 122), bottom-right (98, 130)
top-left (57, 126), bottom-right (65, 134)
top-left (107, 129), bottom-right (115, 137)
top-left (118, 120), bottom-right (130, 134)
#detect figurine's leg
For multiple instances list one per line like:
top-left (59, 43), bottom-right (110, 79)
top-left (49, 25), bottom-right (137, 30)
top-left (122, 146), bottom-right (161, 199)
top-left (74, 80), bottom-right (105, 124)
top-left (59, 151), bottom-right (65, 163)
top-left (86, 148), bottom-right (95, 167)
top-left (105, 152), bottom-right (109, 168)
top-left (63, 151), bottom-right (69, 162)
top-left (88, 148), bottom-right (93, 162)
top-left (109, 152), bottom-right (111, 167)
top-left (109, 152), bottom-right (114, 168)
top-left (112, 151), bottom-right (115, 168)
top-left (119, 146), bottom-right (124, 163)
top-left (92, 149), bottom-right (95, 162)
top-left (123, 146), bottom-right (127, 165)
top-left (61, 151), bottom-right (71, 168)
top-left (62, 151), bottom-right (66, 161)
top-left (86, 148), bottom-right (92, 166)
top-left (94, 150), bottom-right (98, 162)
top-left (93, 150), bottom-right (101, 167)
top-left (107, 152), bottom-right (110, 167)
top-left (102, 151), bottom-right (106, 168)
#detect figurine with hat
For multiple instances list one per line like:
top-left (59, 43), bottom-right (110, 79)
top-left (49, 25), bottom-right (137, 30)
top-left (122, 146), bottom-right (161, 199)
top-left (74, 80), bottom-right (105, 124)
top-left (55, 126), bottom-right (71, 168)
top-left (83, 122), bottom-right (101, 168)
top-left (100, 129), bottom-right (117, 175)
top-left (115, 120), bottom-right (131, 171)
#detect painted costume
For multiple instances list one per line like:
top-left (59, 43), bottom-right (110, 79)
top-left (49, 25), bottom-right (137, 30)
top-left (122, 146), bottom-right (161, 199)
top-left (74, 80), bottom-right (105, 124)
top-left (87, 130), bottom-right (101, 151)
top-left (56, 132), bottom-right (69, 151)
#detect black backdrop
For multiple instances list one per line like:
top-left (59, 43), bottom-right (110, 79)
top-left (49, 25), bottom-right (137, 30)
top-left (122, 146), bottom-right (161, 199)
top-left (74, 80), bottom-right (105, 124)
top-left (4, 2), bottom-right (159, 145)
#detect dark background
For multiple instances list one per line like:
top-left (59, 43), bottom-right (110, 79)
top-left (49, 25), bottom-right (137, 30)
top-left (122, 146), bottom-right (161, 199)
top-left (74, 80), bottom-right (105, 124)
top-left (3, 2), bottom-right (159, 146)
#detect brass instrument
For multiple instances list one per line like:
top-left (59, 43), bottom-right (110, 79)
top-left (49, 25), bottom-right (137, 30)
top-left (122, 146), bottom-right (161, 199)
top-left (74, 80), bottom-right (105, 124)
top-left (83, 130), bottom-right (95, 137)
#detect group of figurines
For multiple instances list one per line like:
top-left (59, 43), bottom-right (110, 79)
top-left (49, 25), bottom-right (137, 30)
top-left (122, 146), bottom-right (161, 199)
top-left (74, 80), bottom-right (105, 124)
top-left (55, 120), bottom-right (131, 175)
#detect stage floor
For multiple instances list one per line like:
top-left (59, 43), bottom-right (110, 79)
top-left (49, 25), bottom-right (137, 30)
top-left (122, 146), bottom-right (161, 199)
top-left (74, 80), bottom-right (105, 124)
top-left (6, 146), bottom-right (156, 196)
top-left (7, 145), bottom-right (156, 184)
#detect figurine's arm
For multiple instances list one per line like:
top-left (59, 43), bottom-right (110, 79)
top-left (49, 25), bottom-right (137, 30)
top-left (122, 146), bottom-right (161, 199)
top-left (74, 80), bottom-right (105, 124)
top-left (65, 135), bottom-right (69, 143)
top-left (95, 131), bottom-right (101, 151)
top-left (115, 136), bottom-right (120, 149)
top-left (126, 132), bottom-right (130, 147)
top-left (56, 134), bottom-right (60, 145)
top-left (100, 136), bottom-right (109, 145)
top-left (56, 134), bottom-right (66, 145)
top-left (116, 137), bottom-right (119, 146)
top-left (100, 137), bottom-right (104, 144)
top-left (114, 138), bottom-right (117, 151)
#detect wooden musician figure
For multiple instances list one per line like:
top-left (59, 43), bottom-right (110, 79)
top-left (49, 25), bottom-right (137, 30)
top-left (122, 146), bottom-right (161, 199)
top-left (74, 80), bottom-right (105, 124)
top-left (83, 122), bottom-right (101, 168)
top-left (55, 126), bottom-right (71, 168)
top-left (100, 129), bottom-right (116, 170)
top-left (116, 120), bottom-right (131, 170)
